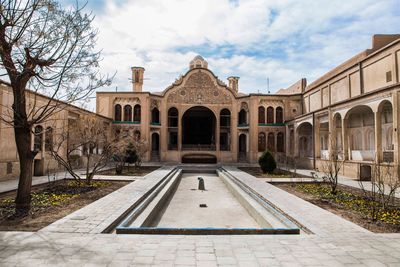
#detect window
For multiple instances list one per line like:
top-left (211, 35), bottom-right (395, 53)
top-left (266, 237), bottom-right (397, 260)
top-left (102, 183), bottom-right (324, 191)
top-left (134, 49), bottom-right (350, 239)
top-left (34, 125), bottom-right (43, 151)
top-left (238, 109), bottom-right (247, 125)
top-left (277, 132), bottom-right (284, 152)
top-left (45, 127), bottom-right (53, 151)
top-left (114, 104), bottom-right (122, 121)
top-left (276, 107), bottom-right (283, 123)
top-left (134, 130), bottom-right (141, 141)
top-left (267, 132), bottom-right (275, 152)
top-left (168, 107), bottom-right (178, 127)
top-left (258, 132), bottom-right (266, 152)
top-left (151, 108), bottom-right (160, 124)
top-left (220, 109), bottom-right (231, 151)
top-left (124, 105), bottom-right (132, 122)
top-left (267, 107), bottom-right (274, 124)
top-left (133, 104), bottom-right (141, 122)
top-left (258, 106), bottom-right (265, 124)
top-left (168, 107), bottom-right (178, 150)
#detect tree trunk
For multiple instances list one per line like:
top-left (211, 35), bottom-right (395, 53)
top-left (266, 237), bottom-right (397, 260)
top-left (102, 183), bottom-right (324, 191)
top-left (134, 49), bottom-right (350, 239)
top-left (14, 126), bottom-right (35, 214)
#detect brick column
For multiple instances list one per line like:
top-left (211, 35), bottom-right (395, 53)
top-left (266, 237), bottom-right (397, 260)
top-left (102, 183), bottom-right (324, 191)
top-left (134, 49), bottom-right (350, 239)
top-left (374, 110), bottom-right (382, 162)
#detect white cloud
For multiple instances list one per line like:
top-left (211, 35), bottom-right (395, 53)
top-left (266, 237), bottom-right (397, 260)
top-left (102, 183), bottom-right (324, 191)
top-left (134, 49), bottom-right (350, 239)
top-left (90, 0), bottom-right (400, 101)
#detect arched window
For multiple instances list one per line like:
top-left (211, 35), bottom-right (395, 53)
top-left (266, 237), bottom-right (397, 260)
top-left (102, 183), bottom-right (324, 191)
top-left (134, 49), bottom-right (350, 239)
top-left (220, 109), bottom-right (231, 127)
top-left (134, 130), bottom-right (141, 141)
top-left (267, 107), bottom-right (274, 124)
top-left (45, 127), bottom-right (53, 151)
top-left (151, 108), bottom-right (160, 124)
top-left (258, 132), bottom-right (266, 152)
top-left (258, 106), bottom-right (265, 124)
top-left (168, 107), bottom-right (178, 150)
top-left (124, 105), bottom-right (132, 122)
top-left (277, 132), bottom-right (284, 152)
top-left (267, 132), bottom-right (275, 152)
top-left (133, 104), bottom-right (141, 123)
top-left (220, 109), bottom-right (231, 151)
top-left (34, 125), bottom-right (43, 151)
top-left (238, 109), bottom-right (247, 125)
top-left (276, 107), bottom-right (283, 123)
top-left (168, 107), bottom-right (178, 127)
top-left (114, 104), bottom-right (122, 121)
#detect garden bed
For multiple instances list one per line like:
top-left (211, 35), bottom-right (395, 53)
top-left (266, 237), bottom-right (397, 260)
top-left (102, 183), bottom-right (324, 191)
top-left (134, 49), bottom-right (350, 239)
top-left (0, 179), bottom-right (130, 231)
top-left (238, 167), bottom-right (310, 178)
top-left (275, 182), bottom-right (400, 233)
top-left (98, 166), bottom-right (160, 176)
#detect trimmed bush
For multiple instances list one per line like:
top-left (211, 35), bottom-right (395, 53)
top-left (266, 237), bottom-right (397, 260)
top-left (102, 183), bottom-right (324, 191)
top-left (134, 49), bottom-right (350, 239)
top-left (125, 143), bottom-right (138, 165)
top-left (258, 151), bottom-right (276, 173)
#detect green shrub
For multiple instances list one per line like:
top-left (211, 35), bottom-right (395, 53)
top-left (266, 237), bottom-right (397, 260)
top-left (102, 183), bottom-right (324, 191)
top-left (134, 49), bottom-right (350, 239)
top-left (258, 151), bottom-right (276, 173)
top-left (125, 143), bottom-right (138, 165)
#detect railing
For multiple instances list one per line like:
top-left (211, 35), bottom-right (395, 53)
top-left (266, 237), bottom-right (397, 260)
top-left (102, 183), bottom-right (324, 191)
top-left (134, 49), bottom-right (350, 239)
top-left (258, 123), bottom-right (285, 126)
top-left (220, 145), bottom-right (230, 151)
top-left (150, 122), bottom-right (161, 126)
top-left (168, 144), bottom-right (178, 150)
top-left (182, 144), bottom-right (216, 151)
top-left (112, 121), bottom-right (140, 124)
top-left (237, 123), bottom-right (249, 127)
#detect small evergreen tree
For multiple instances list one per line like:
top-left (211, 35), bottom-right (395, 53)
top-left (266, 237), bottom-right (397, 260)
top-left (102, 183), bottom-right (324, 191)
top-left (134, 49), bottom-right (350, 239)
top-left (258, 151), bottom-right (277, 174)
top-left (125, 142), bottom-right (138, 168)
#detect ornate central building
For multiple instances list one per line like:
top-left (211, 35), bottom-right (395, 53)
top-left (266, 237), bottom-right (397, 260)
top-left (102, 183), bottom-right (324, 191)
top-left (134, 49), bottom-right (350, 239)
top-left (96, 55), bottom-right (302, 164)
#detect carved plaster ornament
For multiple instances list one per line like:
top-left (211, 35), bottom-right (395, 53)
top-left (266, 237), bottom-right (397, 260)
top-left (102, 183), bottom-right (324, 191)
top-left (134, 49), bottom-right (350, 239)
top-left (167, 71), bottom-right (232, 104)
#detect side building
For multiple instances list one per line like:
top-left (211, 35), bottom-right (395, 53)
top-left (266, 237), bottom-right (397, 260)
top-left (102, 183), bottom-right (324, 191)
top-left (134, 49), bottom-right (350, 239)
top-left (0, 81), bottom-right (112, 181)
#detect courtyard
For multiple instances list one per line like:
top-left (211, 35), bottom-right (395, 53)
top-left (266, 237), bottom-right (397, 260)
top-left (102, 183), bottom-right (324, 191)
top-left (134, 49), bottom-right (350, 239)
top-left (1, 165), bottom-right (400, 266)
top-left (1, 0), bottom-right (400, 266)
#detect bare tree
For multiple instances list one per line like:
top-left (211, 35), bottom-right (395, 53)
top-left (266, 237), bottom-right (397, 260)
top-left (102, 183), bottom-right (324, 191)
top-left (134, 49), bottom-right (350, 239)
top-left (358, 161), bottom-right (400, 221)
top-left (321, 134), bottom-right (343, 195)
top-left (0, 0), bottom-right (111, 212)
top-left (49, 114), bottom-right (113, 185)
top-left (112, 129), bottom-right (131, 175)
top-left (131, 137), bottom-right (148, 167)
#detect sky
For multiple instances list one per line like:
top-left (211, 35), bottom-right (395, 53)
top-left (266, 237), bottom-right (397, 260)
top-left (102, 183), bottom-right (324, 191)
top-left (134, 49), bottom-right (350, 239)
top-left (61, 0), bottom-right (400, 109)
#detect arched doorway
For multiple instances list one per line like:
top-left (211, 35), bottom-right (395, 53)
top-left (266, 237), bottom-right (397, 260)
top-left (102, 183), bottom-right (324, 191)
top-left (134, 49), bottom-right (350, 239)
top-left (346, 105), bottom-right (375, 161)
top-left (182, 106), bottom-right (216, 150)
top-left (238, 134), bottom-right (247, 161)
top-left (151, 132), bottom-right (160, 161)
top-left (297, 122), bottom-right (313, 158)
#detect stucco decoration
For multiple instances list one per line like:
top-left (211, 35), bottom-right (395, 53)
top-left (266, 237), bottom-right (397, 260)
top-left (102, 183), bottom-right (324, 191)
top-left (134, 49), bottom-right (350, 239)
top-left (240, 102), bottom-right (249, 111)
top-left (150, 99), bottom-right (160, 109)
top-left (114, 97), bottom-right (140, 104)
top-left (167, 71), bottom-right (232, 104)
top-left (259, 100), bottom-right (284, 106)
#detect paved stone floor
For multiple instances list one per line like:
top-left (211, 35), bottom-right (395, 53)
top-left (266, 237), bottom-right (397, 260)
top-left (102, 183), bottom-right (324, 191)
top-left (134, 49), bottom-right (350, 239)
top-left (1, 165), bottom-right (400, 266)
top-left (1, 232), bottom-right (400, 266)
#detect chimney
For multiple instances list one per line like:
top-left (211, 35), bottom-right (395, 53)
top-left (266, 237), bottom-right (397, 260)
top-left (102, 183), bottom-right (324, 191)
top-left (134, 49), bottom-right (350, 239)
top-left (228, 76), bottom-right (239, 92)
top-left (131, 67), bottom-right (145, 92)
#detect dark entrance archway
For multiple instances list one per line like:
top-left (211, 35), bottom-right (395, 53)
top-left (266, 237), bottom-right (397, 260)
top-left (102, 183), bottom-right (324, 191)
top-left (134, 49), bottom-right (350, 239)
top-left (151, 133), bottom-right (160, 161)
top-left (238, 134), bottom-right (247, 161)
top-left (182, 106), bottom-right (216, 150)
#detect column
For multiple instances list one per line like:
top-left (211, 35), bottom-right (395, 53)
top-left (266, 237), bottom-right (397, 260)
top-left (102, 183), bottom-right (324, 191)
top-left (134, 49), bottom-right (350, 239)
top-left (314, 118), bottom-right (321, 158)
top-left (374, 110), bottom-right (382, 162)
top-left (393, 92), bottom-right (399, 166)
top-left (342, 118), bottom-right (349, 160)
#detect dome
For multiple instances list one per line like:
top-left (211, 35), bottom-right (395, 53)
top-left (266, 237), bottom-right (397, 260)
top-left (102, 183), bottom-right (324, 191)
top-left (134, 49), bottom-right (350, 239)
top-left (189, 55), bottom-right (208, 69)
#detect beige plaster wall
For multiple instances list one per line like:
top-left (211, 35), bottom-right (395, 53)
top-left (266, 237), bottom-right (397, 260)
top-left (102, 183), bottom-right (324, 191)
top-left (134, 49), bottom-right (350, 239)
top-left (363, 54), bottom-right (394, 93)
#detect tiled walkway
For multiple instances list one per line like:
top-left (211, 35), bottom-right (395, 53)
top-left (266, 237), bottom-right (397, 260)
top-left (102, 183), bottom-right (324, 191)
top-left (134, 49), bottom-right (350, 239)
top-left (1, 231), bottom-right (400, 266)
top-left (1, 166), bottom-right (400, 266)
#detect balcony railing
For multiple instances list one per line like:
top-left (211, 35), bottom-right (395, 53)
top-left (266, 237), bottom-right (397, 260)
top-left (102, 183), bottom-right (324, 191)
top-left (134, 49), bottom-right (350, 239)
top-left (150, 122), bottom-right (161, 126)
top-left (258, 123), bottom-right (285, 126)
top-left (237, 123), bottom-right (249, 128)
top-left (182, 144), bottom-right (216, 151)
top-left (112, 121), bottom-right (140, 124)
